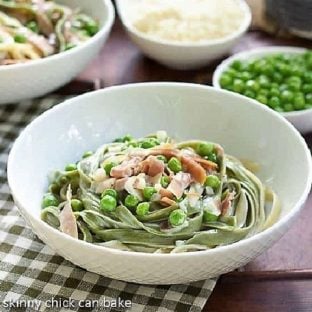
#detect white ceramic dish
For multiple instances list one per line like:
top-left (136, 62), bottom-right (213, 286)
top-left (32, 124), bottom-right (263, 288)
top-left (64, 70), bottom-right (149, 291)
top-left (115, 0), bottom-right (251, 70)
top-left (7, 83), bottom-right (312, 284)
top-left (212, 46), bottom-right (312, 134)
top-left (0, 0), bottom-right (115, 104)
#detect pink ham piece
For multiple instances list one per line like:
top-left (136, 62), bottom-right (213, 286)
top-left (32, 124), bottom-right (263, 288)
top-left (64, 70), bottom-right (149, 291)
top-left (159, 187), bottom-right (174, 199)
top-left (59, 185), bottom-right (78, 239)
top-left (114, 177), bottom-right (128, 191)
top-left (110, 157), bottom-right (141, 179)
top-left (181, 155), bottom-right (206, 185)
top-left (193, 157), bottom-right (218, 171)
top-left (167, 172), bottom-right (191, 199)
top-left (141, 155), bottom-right (165, 177)
top-left (159, 197), bottom-right (176, 207)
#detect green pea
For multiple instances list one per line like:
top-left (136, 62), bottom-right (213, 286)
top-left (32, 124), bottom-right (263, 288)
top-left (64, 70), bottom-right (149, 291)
top-left (14, 33), bottom-right (27, 43)
top-left (244, 90), bottom-right (256, 99)
top-left (205, 175), bottom-right (221, 190)
top-left (302, 84), bottom-right (312, 94)
top-left (42, 193), bottom-right (59, 208)
top-left (293, 94), bottom-right (305, 110)
top-left (258, 89), bottom-right (269, 97)
top-left (103, 162), bottom-right (117, 175)
top-left (169, 209), bottom-right (186, 227)
top-left (258, 75), bottom-right (270, 88)
top-left (71, 199), bottom-right (84, 212)
top-left (160, 176), bottom-right (170, 188)
top-left (157, 155), bottom-right (167, 163)
top-left (65, 163), bottom-right (77, 171)
top-left (280, 90), bottom-right (294, 102)
top-left (136, 202), bottom-right (150, 216)
top-left (256, 94), bottom-right (268, 105)
top-left (143, 187), bottom-right (157, 200)
top-left (100, 195), bottom-right (117, 212)
top-left (275, 107), bottom-right (285, 113)
top-left (49, 183), bottom-right (60, 195)
top-left (231, 60), bottom-right (243, 71)
top-left (246, 80), bottom-right (260, 92)
top-left (206, 152), bottom-right (217, 163)
top-left (240, 71), bottom-right (252, 81)
top-left (232, 79), bottom-right (245, 93)
top-left (288, 82), bottom-right (301, 92)
top-left (269, 88), bottom-right (280, 97)
top-left (84, 20), bottom-right (99, 36)
top-left (197, 142), bottom-right (214, 157)
top-left (306, 93), bottom-right (312, 104)
top-left (168, 157), bottom-right (182, 173)
top-left (268, 97), bottom-right (281, 109)
top-left (272, 72), bottom-right (283, 83)
top-left (140, 138), bottom-right (159, 149)
top-left (220, 74), bottom-right (232, 88)
top-left (82, 151), bottom-right (93, 158)
top-left (284, 103), bottom-right (294, 112)
top-left (125, 194), bottom-right (140, 208)
top-left (102, 189), bottom-right (117, 199)
top-left (114, 134), bottom-right (133, 143)
top-left (303, 72), bottom-right (312, 83)
top-left (26, 21), bottom-right (39, 33)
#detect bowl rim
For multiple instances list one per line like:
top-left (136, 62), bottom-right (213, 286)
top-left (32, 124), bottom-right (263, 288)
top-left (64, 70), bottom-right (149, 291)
top-left (115, 0), bottom-right (252, 48)
top-left (0, 0), bottom-right (115, 72)
top-left (212, 46), bottom-right (312, 117)
top-left (7, 82), bottom-right (312, 259)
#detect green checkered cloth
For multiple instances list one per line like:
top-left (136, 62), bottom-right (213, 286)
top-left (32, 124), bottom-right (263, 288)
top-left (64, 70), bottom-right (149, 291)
top-left (0, 97), bottom-right (217, 312)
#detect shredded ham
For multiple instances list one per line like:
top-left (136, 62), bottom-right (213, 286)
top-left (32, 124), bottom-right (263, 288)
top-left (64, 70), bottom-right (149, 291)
top-left (110, 157), bottom-right (141, 178)
top-left (221, 192), bottom-right (235, 215)
top-left (167, 172), bottom-right (191, 199)
top-left (141, 155), bottom-right (165, 177)
top-left (194, 157), bottom-right (218, 171)
top-left (59, 185), bottom-right (78, 239)
top-left (181, 155), bottom-right (206, 184)
top-left (114, 177), bottom-right (128, 191)
top-left (159, 197), bottom-right (176, 207)
top-left (159, 187), bottom-right (174, 199)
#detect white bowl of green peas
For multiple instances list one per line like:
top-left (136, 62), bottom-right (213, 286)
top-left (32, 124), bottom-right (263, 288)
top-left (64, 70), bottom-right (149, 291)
top-left (213, 46), bottom-right (312, 134)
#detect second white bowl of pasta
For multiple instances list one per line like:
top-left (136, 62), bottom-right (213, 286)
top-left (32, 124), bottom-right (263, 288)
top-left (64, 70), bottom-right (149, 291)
top-left (7, 83), bottom-right (312, 284)
top-left (0, 0), bottom-right (115, 104)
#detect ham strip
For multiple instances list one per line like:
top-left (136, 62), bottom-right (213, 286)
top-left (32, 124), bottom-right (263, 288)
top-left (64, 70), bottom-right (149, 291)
top-left (110, 157), bottom-right (141, 178)
top-left (181, 156), bottom-right (206, 184)
top-left (194, 157), bottom-right (218, 171)
top-left (59, 185), bottom-right (78, 239)
top-left (167, 172), bottom-right (191, 199)
top-left (141, 155), bottom-right (165, 177)
top-left (159, 197), bottom-right (176, 207)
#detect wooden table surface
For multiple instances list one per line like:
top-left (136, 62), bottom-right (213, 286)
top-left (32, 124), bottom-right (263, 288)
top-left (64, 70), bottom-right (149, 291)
top-left (72, 19), bottom-right (312, 312)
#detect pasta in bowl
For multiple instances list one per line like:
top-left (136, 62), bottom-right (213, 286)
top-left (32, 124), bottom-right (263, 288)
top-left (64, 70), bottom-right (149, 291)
top-left (41, 132), bottom-right (280, 253)
top-left (7, 83), bottom-right (312, 284)
top-left (0, 0), bottom-right (114, 104)
top-left (0, 0), bottom-right (99, 65)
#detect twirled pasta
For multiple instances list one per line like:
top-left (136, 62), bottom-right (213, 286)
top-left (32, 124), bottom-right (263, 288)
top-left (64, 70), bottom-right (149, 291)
top-left (41, 132), bottom-right (281, 253)
top-left (0, 0), bottom-right (99, 65)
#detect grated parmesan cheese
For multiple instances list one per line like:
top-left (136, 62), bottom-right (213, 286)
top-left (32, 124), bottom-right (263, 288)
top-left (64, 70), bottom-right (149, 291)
top-left (126, 0), bottom-right (247, 43)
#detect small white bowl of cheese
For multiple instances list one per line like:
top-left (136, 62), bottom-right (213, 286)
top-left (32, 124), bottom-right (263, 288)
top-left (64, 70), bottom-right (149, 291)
top-left (116, 0), bottom-right (252, 70)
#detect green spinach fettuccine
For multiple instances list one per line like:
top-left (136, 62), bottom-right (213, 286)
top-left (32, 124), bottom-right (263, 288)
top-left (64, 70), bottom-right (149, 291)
top-left (41, 132), bottom-right (281, 253)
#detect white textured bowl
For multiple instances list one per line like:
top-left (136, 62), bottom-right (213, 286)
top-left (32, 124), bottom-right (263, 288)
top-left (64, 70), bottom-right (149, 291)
top-left (212, 46), bottom-right (312, 134)
top-left (116, 0), bottom-right (251, 70)
top-left (0, 0), bottom-right (115, 104)
top-left (7, 83), bottom-right (312, 284)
